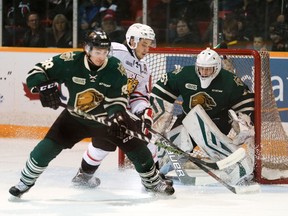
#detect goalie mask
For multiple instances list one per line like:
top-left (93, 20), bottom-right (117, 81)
top-left (83, 30), bottom-right (111, 55)
top-left (126, 23), bottom-right (156, 49)
top-left (195, 48), bottom-right (222, 89)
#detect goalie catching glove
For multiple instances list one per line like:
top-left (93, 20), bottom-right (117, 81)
top-left (36, 80), bottom-right (61, 110)
top-left (229, 110), bottom-right (255, 145)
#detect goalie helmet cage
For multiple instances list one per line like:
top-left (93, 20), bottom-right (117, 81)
top-left (118, 47), bottom-right (288, 184)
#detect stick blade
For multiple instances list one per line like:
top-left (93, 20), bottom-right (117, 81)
top-left (234, 183), bottom-right (261, 194)
top-left (216, 148), bottom-right (246, 170)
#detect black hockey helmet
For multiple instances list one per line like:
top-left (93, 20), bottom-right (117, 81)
top-left (83, 30), bottom-right (111, 53)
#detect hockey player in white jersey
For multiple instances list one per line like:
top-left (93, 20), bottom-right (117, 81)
top-left (72, 23), bottom-right (165, 188)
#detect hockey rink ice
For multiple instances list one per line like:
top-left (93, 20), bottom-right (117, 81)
top-left (1, 138), bottom-right (288, 216)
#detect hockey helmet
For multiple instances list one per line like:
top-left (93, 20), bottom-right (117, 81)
top-left (126, 23), bottom-right (156, 49)
top-left (195, 48), bottom-right (222, 89)
top-left (83, 30), bottom-right (111, 53)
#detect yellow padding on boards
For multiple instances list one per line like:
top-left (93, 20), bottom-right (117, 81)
top-left (0, 124), bottom-right (90, 142)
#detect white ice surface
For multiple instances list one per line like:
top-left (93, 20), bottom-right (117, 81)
top-left (1, 138), bottom-right (288, 216)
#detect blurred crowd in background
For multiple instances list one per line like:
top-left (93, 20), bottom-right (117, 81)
top-left (2, 0), bottom-right (288, 51)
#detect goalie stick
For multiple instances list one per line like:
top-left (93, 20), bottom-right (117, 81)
top-left (61, 103), bottom-right (244, 171)
top-left (155, 134), bottom-right (260, 194)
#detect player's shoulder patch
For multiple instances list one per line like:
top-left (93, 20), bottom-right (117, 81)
top-left (233, 75), bottom-right (244, 86)
top-left (59, 51), bottom-right (78, 62)
top-left (172, 65), bottom-right (184, 74)
top-left (117, 62), bottom-right (126, 76)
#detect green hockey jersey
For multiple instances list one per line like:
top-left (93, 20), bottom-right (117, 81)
top-left (26, 51), bottom-right (128, 123)
top-left (151, 65), bottom-right (254, 118)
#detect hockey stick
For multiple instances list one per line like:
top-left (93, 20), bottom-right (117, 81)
top-left (61, 103), bottom-right (244, 171)
top-left (150, 127), bottom-right (245, 171)
top-left (61, 104), bottom-right (260, 193)
top-left (159, 149), bottom-right (198, 185)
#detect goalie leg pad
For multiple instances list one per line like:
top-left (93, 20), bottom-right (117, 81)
top-left (166, 125), bottom-right (194, 153)
top-left (182, 104), bottom-right (238, 161)
top-left (221, 155), bottom-right (254, 185)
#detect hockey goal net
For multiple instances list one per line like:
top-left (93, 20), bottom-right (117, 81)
top-left (118, 47), bottom-right (288, 184)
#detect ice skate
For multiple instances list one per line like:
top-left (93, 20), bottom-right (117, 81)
top-left (144, 179), bottom-right (175, 196)
top-left (9, 181), bottom-right (33, 198)
top-left (72, 168), bottom-right (101, 188)
top-left (159, 172), bottom-right (174, 186)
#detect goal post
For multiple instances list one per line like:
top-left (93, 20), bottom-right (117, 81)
top-left (118, 47), bottom-right (288, 184)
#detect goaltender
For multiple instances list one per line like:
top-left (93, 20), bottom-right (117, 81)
top-left (151, 48), bottom-right (255, 185)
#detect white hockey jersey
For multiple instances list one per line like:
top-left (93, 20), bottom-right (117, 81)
top-left (110, 42), bottom-right (152, 114)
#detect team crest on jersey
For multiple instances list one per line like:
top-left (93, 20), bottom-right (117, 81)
top-left (190, 92), bottom-right (216, 110)
top-left (75, 88), bottom-right (104, 112)
top-left (118, 62), bottom-right (126, 76)
top-left (59, 52), bottom-right (75, 61)
top-left (233, 76), bottom-right (244, 86)
top-left (127, 78), bottom-right (139, 95)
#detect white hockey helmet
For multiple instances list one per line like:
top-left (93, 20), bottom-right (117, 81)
top-left (195, 48), bottom-right (222, 89)
top-left (126, 23), bottom-right (156, 49)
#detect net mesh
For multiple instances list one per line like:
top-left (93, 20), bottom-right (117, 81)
top-left (119, 48), bottom-right (288, 184)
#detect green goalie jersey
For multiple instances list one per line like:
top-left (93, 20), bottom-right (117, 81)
top-left (26, 51), bottom-right (128, 124)
top-left (151, 65), bottom-right (254, 119)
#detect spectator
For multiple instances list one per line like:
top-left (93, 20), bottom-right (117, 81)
top-left (99, 0), bottom-right (117, 18)
top-left (2, 26), bottom-right (13, 46)
top-left (20, 12), bottom-right (47, 47)
top-left (78, 0), bottom-right (102, 43)
top-left (98, 0), bottom-right (133, 27)
top-left (172, 18), bottom-right (201, 47)
top-left (234, 0), bottom-right (260, 41)
top-left (48, 0), bottom-right (73, 22)
top-left (98, 13), bottom-right (125, 43)
top-left (47, 14), bottom-right (72, 48)
top-left (269, 22), bottom-right (288, 51)
top-left (5, 0), bottom-right (45, 27)
top-left (258, 0), bottom-right (282, 40)
top-left (251, 35), bottom-right (267, 51)
top-left (149, 0), bottom-right (178, 44)
top-left (175, 0), bottom-right (211, 22)
top-left (220, 14), bottom-right (249, 47)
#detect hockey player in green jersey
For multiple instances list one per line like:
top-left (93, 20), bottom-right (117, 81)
top-left (71, 23), bottom-right (174, 188)
top-left (9, 30), bottom-right (175, 199)
top-left (151, 48), bottom-right (255, 185)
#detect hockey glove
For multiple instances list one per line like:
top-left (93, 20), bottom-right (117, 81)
top-left (136, 108), bottom-right (153, 139)
top-left (229, 110), bottom-right (255, 145)
top-left (37, 80), bottom-right (61, 110)
top-left (107, 111), bottom-right (140, 139)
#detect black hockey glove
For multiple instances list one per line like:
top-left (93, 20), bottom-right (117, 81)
top-left (107, 111), bottom-right (140, 139)
top-left (36, 80), bottom-right (61, 110)
top-left (136, 108), bottom-right (153, 139)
